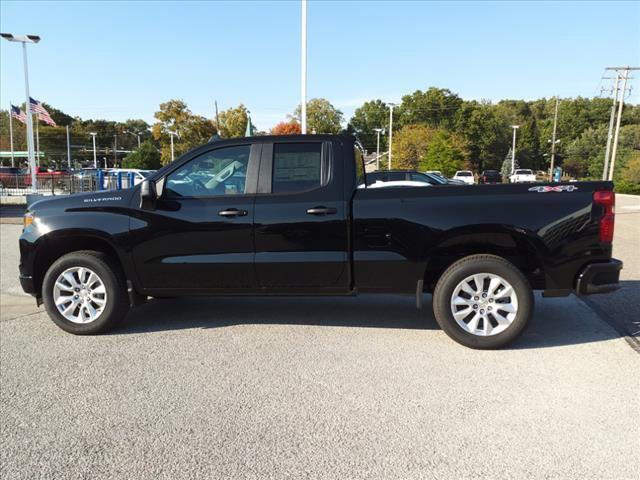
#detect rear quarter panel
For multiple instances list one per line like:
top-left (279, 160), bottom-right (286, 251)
top-left (352, 182), bottom-right (612, 293)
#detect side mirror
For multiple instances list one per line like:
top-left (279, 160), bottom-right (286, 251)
top-left (140, 179), bottom-right (157, 210)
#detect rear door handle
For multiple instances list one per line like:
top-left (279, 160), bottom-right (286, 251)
top-left (306, 206), bottom-right (337, 216)
top-left (218, 208), bottom-right (248, 217)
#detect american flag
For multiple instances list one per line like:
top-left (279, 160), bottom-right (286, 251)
top-left (10, 105), bottom-right (27, 124)
top-left (29, 97), bottom-right (57, 126)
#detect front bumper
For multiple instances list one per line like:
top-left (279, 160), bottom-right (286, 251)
top-left (19, 274), bottom-right (36, 295)
top-left (576, 259), bottom-right (622, 295)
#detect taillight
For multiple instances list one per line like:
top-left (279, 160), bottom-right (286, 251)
top-left (594, 190), bottom-right (615, 243)
top-left (483, 176), bottom-right (487, 183)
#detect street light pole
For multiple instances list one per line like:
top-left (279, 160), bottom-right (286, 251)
top-left (300, 0), bottom-right (307, 134)
top-left (90, 132), bottom-right (98, 168)
top-left (388, 103), bottom-right (397, 171)
top-left (602, 74), bottom-right (620, 181)
top-left (168, 131), bottom-right (178, 162)
top-left (373, 128), bottom-right (383, 171)
top-left (2, 33), bottom-right (41, 191)
top-left (125, 130), bottom-right (141, 148)
top-left (549, 97), bottom-right (559, 181)
top-left (511, 125), bottom-right (520, 174)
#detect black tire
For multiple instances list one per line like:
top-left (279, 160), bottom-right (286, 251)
top-left (432, 254), bottom-right (533, 349)
top-left (42, 250), bottom-right (129, 335)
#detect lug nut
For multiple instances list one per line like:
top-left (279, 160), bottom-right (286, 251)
top-left (74, 295), bottom-right (79, 299)
top-left (473, 304), bottom-right (478, 309)
top-left (474, 296), bottom-right (479, 301)
top-left (482, 293), bottom-right (487, 298)
top-left (480, 309), bottom-right (485, 314)
top-left (488, 306), bottom-right (492, 311)
top-left (489, 298), bottom-right (494, 302)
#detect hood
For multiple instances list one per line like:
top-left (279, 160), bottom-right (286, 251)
top-left (28, 189), bottom-right (136, 214)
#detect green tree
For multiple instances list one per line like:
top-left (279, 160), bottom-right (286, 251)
top-left (422, 130), bottom-right (468, 176)
top-left (152, 99), bottom-right (217, 164)
top-left (455, 101), bottom-right (510, 172)
top-left (217, 104), bottom-right (248, 138)
top-left (391, 124), bottom-right (437, 171)
top-left (500, 148), bottom-right (518, 180)
top-left (122, 140), bottom-right (161, 170)
top-left (294, 98), bottom-right (343, 134)
top-left (396, 87), bottom-right (463, 130)
top-left (348, 99), bottom-right (389, 151)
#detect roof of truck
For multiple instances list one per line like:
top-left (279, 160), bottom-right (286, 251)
top-left (206, 134), bottom-right (354, 146)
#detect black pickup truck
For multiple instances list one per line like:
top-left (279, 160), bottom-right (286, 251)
top-left (19, 135), bottom-right (622, 348)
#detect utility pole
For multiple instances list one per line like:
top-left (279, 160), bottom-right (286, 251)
top-left (300, 0), bottom-right (308, 134)
top-left (388, 103), bottom-right (397, 170)
top-left (605, 66), bottom-right (638, 181)
top-left (66, 125), bottom-right (71, 169)
top-left (374, 128), bottom-right (383, 171)
top-left (511, 125), bottom-right (519, 174)
top-left (214, 100), bottom-right (220, 136)
top-left (602, 74), bottom-right (620, 180)
top-left (549, 97), bottom-right (559, 181)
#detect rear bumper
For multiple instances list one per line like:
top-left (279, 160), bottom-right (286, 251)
top-left (576, 259), bottom-right (622, 295)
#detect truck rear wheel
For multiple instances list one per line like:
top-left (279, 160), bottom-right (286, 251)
top-left (42, 251), bottom-right (129, 335)
top-left (432, 254), bottom-right (533, 349)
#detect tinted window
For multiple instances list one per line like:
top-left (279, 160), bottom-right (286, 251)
top-left (272, 143), bottom-right (322, 193)
top-left (354, 146), bottom-right (366, 187)
top-left (515, 169), bottom-right (533, 175)
top-left (388, 172), bottom-right (406, 181)
top-left (456, 171), bottom-right (472, 177)
top-left (410, 173), bottom-right (432, 183)
top-left (165, 145), bottom-right (250, 197)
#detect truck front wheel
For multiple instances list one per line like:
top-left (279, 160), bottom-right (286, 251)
top-left (432, 254), bottom-right (533, 349)
top-left (42, 251), bottom-right (129, 335)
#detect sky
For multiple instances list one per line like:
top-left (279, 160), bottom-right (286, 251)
top-left (1, 0), bottom-right (639, 131)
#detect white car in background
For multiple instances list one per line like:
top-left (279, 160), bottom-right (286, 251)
top-left (452, 170), bottom-right (475, 184)
top-left (510, 169), bottom-right (537, 183)
top-left (107, 168), bottom-right (156, 186)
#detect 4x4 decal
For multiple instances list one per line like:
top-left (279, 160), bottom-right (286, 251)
top-left (528, 185), bottom-right (578, 193)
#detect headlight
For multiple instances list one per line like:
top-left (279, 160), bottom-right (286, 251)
top-left (23, 211), bottom-right (34, 230)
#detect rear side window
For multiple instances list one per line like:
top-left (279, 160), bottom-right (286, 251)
top-left (272, 143), bottom-right (322, 193)
top-left (354, 146), bottom-right (366, 187)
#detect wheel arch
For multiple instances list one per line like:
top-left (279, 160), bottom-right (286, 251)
top-left (33, 231), bottom-right (130, 297)
top-left (422, 226), bottom-right (546, 292)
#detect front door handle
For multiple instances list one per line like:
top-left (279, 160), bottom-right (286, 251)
top-left (218, 208), bottom-right (248, 217)
top-left (306, 206), bottom-right (337, 216)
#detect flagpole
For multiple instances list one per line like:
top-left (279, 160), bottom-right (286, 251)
top-left (9, 103), bottom-right (15, 167)
top-left (34, 114), bottom-right (40, 167)
top-left (66, 125), bottom-right (72, 169)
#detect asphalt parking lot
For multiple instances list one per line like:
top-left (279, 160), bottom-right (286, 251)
top-left (1, 200), bottom-right (639, 479)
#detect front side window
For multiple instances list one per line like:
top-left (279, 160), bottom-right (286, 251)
top-left (165, 145), bottom-right (251, 197)
top-left (272, 143), bottom-right (322, 193)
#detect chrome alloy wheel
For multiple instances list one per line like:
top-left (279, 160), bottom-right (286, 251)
top-left (450, 273), bottom-right (518, 336)
top-left (52, 267), bottom-right (107, 324)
